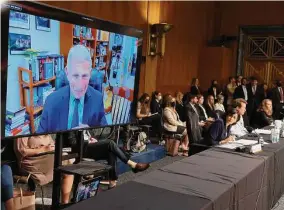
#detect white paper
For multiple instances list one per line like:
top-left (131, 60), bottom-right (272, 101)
top-left (255, 129), bottom-right (272, 135)
top-left (236, 139), bottom-right (258, 146)
top-left (216, 142), bottom-right (243, 149)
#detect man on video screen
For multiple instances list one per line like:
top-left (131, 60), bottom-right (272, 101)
top-left (37, 45), bottom-right (107, 133)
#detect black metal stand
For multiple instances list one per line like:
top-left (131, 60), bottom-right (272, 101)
top-left (51, 130), bottom-right (111, 209)
top-left (51, 131), bottom-right (84, 210)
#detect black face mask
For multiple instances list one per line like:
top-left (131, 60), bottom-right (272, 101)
top-left (212, 84), bottom-right (217, 88)
top-left (144, 100), bottom-right (149, 104)
top-left (171, 102), bottom-right (176, 107)
top-left (277, 82), bottom-right (282, 87)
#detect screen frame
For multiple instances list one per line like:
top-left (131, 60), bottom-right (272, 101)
top-left (1, 1), bottom-right (143, 140)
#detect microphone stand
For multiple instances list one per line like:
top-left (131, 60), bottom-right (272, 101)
top-left (246, 126), bottom-right (262, 145)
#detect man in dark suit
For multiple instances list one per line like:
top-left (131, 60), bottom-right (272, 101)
top-left (246, 77), bottom-right (263, 122)
top-left (184, 94), bottom-right (204, 144)
top-left (37, 45), bottom-right (107, 133)
top-left (233, 77), bottom-right (248, 101)
top-left (269, 80), bottom-right (284, 120)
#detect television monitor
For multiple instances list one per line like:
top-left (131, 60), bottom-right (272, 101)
top-left (1, 1), bottom-right (143, 139)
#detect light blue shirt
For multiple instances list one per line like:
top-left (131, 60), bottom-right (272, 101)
top-left (68, 91), bottom-right (85, 129)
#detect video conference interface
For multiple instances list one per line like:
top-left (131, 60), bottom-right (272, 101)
top-left (5, 9), bottom-right (139, 137)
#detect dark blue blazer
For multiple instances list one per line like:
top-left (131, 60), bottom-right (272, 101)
top-left (37, 85), bottom-right (107, 133)
top-left (207, 118), bottom-right (231, 146)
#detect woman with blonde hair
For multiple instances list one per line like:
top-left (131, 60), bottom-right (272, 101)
top-left (175, 91), bottom-right (186, 122)
top-left (163, 95), bottom-right (189, 156)
top-left (254, 99), bottom-right (274, 128)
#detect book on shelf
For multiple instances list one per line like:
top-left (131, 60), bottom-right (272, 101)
top-left (21, 54), bottom-right (64, 83)
top-left (5, 107), bottom-right (30, 136)
top-left (96, 30), bottom-right (109, 41)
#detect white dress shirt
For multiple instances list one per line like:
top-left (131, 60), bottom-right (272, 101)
top-left (230, 116), bottom-right (248, 137)
top-left (242, 85), bottom-right (248, 101)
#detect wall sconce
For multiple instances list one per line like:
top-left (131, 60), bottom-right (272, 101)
top-left (148, 23), bottom-right (173, 57)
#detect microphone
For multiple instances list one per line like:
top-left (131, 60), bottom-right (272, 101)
top-left (246, 126), bottom-right (262, 144)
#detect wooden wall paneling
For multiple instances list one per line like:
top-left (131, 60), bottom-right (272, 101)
top-left (143, 1), bottom-right (160, 95)
top-left (156, 2), bottom-right (215, 95)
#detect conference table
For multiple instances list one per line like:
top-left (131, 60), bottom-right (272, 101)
top-left (65, 126), bottom-right (284, 210)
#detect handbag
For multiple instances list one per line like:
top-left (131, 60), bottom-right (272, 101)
top-left (13, 174), bottom-right (36, 210)
top-left (13, 187), bottom-right (35, 210)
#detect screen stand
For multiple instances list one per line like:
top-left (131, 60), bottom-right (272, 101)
top-left (51, 130), bottom-right (84, 209)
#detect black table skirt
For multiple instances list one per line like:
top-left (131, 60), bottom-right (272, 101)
top-left (65, 134), bottom-right (284, 210)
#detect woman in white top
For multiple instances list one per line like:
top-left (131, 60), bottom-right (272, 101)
top-left (226, 76), bottom-right (237, 106)
top-left (163, 95), bottom-right (189, 156)
top-left (214, 95), bottom-right (225, 112)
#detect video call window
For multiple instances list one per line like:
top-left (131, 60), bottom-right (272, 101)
top-left (5, 10), bottom-right (139, 137)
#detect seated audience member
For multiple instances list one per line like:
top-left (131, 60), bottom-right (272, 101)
top-left (190, 78), bottom-right (201, 95)
top-left (254, 99), bottom-right (274, 128)
top-left (163, 95), bottom-right (189, 156)
top-left (75, 130), bottom-right (150, 188)
top-left (269, 80), bottom-right (284, 120)
top-left (206, 108), bottom-right (238, 146)
top-left (208, 80), bottom-right (222, 102)
top-left (137, 93), bottom-right (162, 137)
top-left (214, 95), bottom-right (226, 117)
top-left (230, 98), bottom-right (249, 137)
top-left (196, 94), bottom-right (210, 122)
top-left (175, 91), bottom-right (186, 122)
top-left (1, 165), bottom-right (14, 210)
top-left (14, 135), bottom-right (74, 204)
top-left (204, 95), bottom-right (217, 119)
top-left (150, 91), bottom-right (162, 114)
top-left (185, 94), bottom-right (204, 144)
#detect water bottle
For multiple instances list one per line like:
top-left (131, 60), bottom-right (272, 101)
top-left (259, 136), bottom-right (264, 146)
top-left (281, 119), bottom-right (284, 138)
top-left (271, 129), bottom-right (276, 143)
top-left (275, 128), bottom-right (280, 143)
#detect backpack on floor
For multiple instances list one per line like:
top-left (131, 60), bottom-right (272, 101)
top-left (131, 131), bottom-right (147, 153)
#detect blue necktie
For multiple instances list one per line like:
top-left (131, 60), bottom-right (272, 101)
top-left (71, 99), bottom-right (80, 128)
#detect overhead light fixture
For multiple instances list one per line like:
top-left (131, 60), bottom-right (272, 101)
top-left (148, 23), bottom-right (173, 57)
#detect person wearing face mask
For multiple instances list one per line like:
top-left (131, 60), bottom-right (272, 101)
top-left (136, 93), bottom-right (162, 137)
top-left (208, 80), bottom-right (222, 103)
top-left (253, 99), bottom-right (274, 128)
top-left (150, 91), bottom-right (163, 114)
top-left (163, 95), bottom-right (189, 156)
top-left (269, 80), bottom-right (284, 119)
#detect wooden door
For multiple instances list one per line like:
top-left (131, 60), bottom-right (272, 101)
top-left (243, 36), bottom-right (284, 87)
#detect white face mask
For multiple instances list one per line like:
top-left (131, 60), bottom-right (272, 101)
top-left (157, 96), bottom-right (162, 101)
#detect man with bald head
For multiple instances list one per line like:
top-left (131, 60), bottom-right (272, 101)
top-left (37, 45), bottom-right (107, 133)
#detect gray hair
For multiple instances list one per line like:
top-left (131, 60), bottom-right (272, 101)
top-left (217, 95), bottom-right (224, 101)
top-left (67, 45), bottom-right (92, 70)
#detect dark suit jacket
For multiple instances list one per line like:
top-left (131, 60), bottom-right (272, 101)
top-left (37, 85), bottom-right (107, 133)
top-left (185, 104), bottom-right (202, 144)
top-left (253, 111), bottom-right (273, 128)
top-left (247, 84), bottom-right (263, 116)
top-left (207, 87), bottom-right (221, 101)
top-left (150, 99), bottom-right (162, 114)
top-left (233, 85), bottom-right (247, 100)
top-left (269, 87), bottom-right (283, 119)
top-left (190, 86), bottom-right (201, 95)
top-left (175, 102), bottom-right (186, 122)
top-left (206, 118), bottom-right (231, 146)
top-left (195, 104), bottom-right (207, 121)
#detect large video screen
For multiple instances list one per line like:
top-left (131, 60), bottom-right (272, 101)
top-left (1, 2), bottom-right (142, 138)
